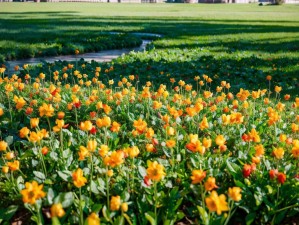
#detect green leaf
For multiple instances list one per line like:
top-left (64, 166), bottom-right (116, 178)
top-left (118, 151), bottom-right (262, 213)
top-left (90, 180), bottom-right (100, 194)
top-left (47, 188), bottom-right (55, 205)
top-left (91, 204), bottom-right (102, 213)
top-left (145, 212), bottom-right (156, 225)
top-left (197, 206), bottom-right (209, 225)
top-left (0, 205), bottom-right (18, 221)
top-left (33, 171), bottom-right (46, 180)
top-left (57, 170), bottom-right (71, 182)
top-left (123, 213), bottom-right (133, 225)
top-left (274, 210), bottom-right (287, 225)
top-left (54, 192), bottom-right (74, 208)
top-left (226, 159), bottom-right (241, 179)
top-left (246, 212), bottom-right (256, 225)
top-left (51, 217), bottom-right (61, 225)
top-left (5, 136), bottom-right (13, 146)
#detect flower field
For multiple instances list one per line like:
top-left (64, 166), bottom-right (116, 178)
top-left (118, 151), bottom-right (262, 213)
top-left (0, 62), bottom-right (298, 225)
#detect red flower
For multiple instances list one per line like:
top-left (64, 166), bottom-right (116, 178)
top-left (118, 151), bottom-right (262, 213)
top-left (269, 169), bottom-right (278, 179)
top-left (152, 138), bottom-right (159, 146)
top-left (89, 126), bottom-right (97, 135)
top-left (242, 134), bottom-right (250, 142)
top-left (90, 111), bottom-right (97, 119)
top-left (277, 172), bottom-right (286, 184)
top-left (74, 101), bottom-right (81, 109)
top-left (143, 175), bottom-right (151, 186)
top-left (243, 164), bottom-right (252, 178)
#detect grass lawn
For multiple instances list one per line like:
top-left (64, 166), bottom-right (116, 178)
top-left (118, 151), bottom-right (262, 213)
top-left (0, 3), bottom-right (299, 93)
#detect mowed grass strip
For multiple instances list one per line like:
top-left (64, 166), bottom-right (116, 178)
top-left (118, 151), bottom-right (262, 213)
top-left (0, 3), bottom-right (298, 93)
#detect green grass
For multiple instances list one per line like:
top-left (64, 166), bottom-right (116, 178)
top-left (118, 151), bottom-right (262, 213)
top-left (0, 3), bottom-right (299, 93)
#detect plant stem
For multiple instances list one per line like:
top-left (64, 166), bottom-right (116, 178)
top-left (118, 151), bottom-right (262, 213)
top-left (106, 166), bottom-right (110, 209)
top-left (154, 181), bottom-right (158, 223)
top-left (79, 187), bottom-right (84, 225)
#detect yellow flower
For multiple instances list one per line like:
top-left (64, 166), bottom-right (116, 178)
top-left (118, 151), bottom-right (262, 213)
top-left (99, 144), bottom-right (109, 157)
top-left (87, 139), bottom-right (97, 152)
top-left (29, 131), bottom-right (43, 143)
top-left (72, 168), bottom-right (87, 188)
top-left (96, 117), bottom-right (111, 128)
top-left (80, 120), bottom-right (93, 131)
top-left (0, 108), bottom-right (3, 116)
top-left (39, 103), bottom-right (54, 117)
top-left (50, 203), bottom-right (65, 218)
top-left (191, 170), bottom-right (206, 184)
top-left (274, 86), bottom-right (282, 93)
top-left (30, 118), bottom-right (39, 129)
top-left (228, 187), bottom-right (242, 202)
top-left (199, 117), bottom-right (209, 130)
top-left (110, 196), bottom-right (121, 211)
top-left (205, 191), bottom-right (229, 215)
top-left (146, 161), bottom-right (166, 182)
top-left (0, 141), bottom-right (8, 151)
top-left (13, 96), bottom-right (26, 110)
top-left (2, 166), bottom-right (9, 174)
top-left (272, 147), bottom-right (284, 159)
top-left (78, 146), bottom-right (90, 160)
top-left (20, 181), bottom-right (46, 205)
top-left (19, 127), bottom-right (30, 138)
top-left (215, 135), bottom-right (226, 146)
top-left (121, 203), bottom-right (128, 212)
top-left (127, 146), bottom-right (140, 158)
top-left (86, 212), bottom-right (100, 225)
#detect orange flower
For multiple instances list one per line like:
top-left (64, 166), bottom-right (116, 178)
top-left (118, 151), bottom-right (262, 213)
top-left (50, 203), bottom-right (65, 218)
top-left (133, 118), bottom-right (147, 134)
top-left (20, 181), bottom-right (46, 204)
top-left (30, 118), bottom-right (39, 129)
top-left (86, 212), bottom-right (100, 225)
top-left (204, 177), bottom-right (218, 191)
top-left (292, 140), bottom-right (299, 158)
top-left (104, 151), bottom-right (124, 168)
top-left (39, 103), bottom-right (54, 117)
top-left (228, 187), bottom-right (242, 202)
top-left (248, 128), bottom-right (260, 143)
top-left (13, 96), bottom-right (26, 110)
top-left (72, 168), bottom-right (87, 188)
top-left (0, 141), bottom-right (8, 151)
top-left (96, 117), bottom-right (111, 128)
top-left (205, 191), bottom-right (229, 215)
top-left (110, 196), bottom-right (121, 211)
top-left (254, 144), bottom-right (265, 157)
top-left (146, 161), bottom-right (166, 182)
top-left (7, 160), bottom-right (19, 171)
top-left (53, 119), bottom-right (65, 132)
top-left (110, 121), bottom-right (121, 132)
top-left (166, 139), bottom-right (176, 148)
top-left (190, 170), bottom-right (206, 184)
top-left (0, 108), bottom-right (3, 116)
